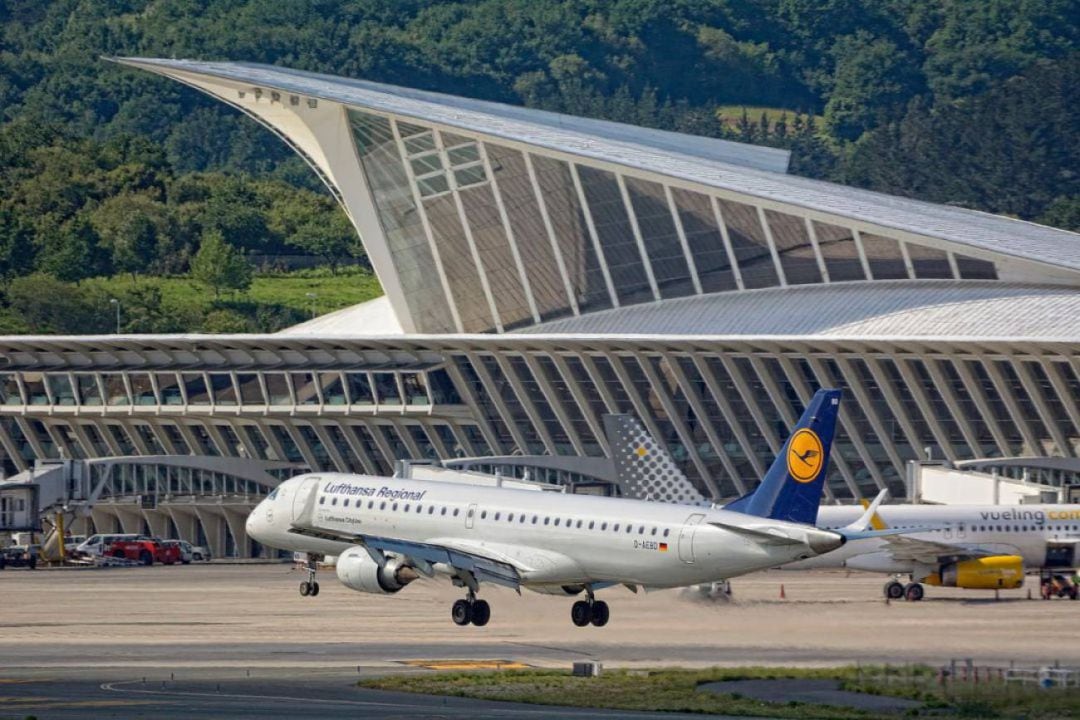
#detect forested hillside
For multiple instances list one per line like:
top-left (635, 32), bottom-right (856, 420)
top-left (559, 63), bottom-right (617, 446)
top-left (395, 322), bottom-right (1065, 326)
top-left (1, 0), bottom-right (1077, 333)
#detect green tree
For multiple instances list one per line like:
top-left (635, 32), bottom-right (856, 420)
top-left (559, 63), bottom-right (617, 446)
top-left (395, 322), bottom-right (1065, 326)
top-left (191, 229), bottom-right (252, 297)
top-left (89, 193), bottom-right (166, 280)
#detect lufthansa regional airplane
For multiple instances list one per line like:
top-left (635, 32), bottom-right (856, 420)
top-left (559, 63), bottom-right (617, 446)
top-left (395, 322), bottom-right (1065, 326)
top-left (602, 417), bottom-right (1080, 602)
top-left (245, 389), bottom-right (888, 627)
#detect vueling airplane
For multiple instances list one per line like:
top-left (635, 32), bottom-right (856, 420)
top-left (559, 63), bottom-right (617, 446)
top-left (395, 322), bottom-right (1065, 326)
top-left (604, 417), bottom-right (1080, 602)
top-left (246, 389), bottom-right (891, 626)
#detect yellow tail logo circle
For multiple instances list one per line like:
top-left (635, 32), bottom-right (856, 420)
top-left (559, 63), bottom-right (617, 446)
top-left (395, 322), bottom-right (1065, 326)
top-left (786, 428), bottom-right (824, 483)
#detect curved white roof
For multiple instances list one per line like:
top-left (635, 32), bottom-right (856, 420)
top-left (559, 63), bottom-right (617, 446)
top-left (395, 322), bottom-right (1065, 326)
top-left (116, 57), bottom-right (1080, 274)
top-left (278, 296), bottom-right (403, 336)
top-left (516, 281), bottom-right (1080, 339)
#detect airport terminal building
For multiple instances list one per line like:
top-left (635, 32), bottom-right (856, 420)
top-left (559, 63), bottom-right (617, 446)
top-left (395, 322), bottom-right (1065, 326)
top-left (2, 58), bottom-right (1079, 554)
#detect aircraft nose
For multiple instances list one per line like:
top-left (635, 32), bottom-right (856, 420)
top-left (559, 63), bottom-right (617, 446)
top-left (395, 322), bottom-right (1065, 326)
top-left (245, 503), bottom-right (264, 540)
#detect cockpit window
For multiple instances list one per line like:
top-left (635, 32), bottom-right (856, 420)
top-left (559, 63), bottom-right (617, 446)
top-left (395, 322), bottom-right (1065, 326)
top-left (267, 488), bottom-right (280, 500)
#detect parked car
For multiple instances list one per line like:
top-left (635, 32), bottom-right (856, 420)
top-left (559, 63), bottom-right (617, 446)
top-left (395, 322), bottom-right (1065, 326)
top-left (107, 537), bottom-right (181, 566)
top-left (76, 533), bottom-right (141, 558)
top-left (160, 540), bottom-right (192, 565)
top-left (0, 545), bottom-right (38, 570)
top-left (59, 534), bottom-right (86, 551)
top-left (190, 544), bottom-right (212, 562)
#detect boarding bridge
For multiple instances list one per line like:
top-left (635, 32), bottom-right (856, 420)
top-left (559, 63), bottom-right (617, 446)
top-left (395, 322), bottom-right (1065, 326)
top-left (0, 456), bottom-right (298, 559)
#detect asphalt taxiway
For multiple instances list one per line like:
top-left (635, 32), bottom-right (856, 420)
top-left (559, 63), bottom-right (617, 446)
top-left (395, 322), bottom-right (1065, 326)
top-left (1, 563), bottom-right (1075, 718)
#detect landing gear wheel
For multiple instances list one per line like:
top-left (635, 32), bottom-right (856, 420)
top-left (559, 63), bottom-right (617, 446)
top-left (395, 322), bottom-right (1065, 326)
top-left (590, 600), bottom-right (610, 627)
top-left (571, 600), bottom-right (592, 627)
top-left (310, 581), bottom-right (320, 597)
top-left (299, 581), bottom-right (310, 597)
top-left (452, 599), bottom-right (473, 626)
top-left (884, 580), bottom-right (905, 600)
top-left (904, 582), bottom-right (924, 602)
top-left (471, 599), bottom-right (491, 626)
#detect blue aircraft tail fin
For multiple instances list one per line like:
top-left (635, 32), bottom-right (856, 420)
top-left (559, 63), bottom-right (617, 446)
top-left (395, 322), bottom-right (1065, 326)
top-left (724, 389), bottom-right (841, 526)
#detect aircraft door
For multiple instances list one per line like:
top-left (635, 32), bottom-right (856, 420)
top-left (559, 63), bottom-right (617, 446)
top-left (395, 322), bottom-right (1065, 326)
top-left (956, 522), bottom-right (966, 539)
top-left (291, 476), bottom-right (321, 521)
top-left (1045, 541), bottom-right (1078, 568)
top-left (465, 503), bottom-right (477, 529)
top-left (678, 513), bottom-right (705, 564)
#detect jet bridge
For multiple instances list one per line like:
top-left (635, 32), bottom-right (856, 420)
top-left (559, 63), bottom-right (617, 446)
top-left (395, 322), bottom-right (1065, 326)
top-left (0, 456), bottom-right (298, 559)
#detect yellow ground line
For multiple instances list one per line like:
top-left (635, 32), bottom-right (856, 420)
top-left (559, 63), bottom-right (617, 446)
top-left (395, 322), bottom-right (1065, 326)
top-left (399, 659), bottom-right (531, 671)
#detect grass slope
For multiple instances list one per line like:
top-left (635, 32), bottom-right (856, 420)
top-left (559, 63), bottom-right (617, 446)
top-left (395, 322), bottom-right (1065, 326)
top-left (361, 666), bottom-right (1080, 719)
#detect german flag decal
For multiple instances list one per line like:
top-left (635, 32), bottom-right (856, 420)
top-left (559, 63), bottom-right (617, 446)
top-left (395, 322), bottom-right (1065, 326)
top-left (659, 542), bottom-right (668, 552)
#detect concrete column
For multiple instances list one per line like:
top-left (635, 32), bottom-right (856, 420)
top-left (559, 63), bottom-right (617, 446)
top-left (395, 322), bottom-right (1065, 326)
top-left (112, 505), bottom-right (145, 535)
top-left (141, 508), bottom-right (170, 539)
top-left (221, 506), bottom-right (252, 558)
top-left (164, 505), bottom-right (200, 545)
top-left (192, 506), bottom-right (227, 560)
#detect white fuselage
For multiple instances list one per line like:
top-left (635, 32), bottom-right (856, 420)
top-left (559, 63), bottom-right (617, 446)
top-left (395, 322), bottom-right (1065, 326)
top-left (796, 504), bottom-right (1080, 572)
top-left (247, 473), bottom-right (841, 589)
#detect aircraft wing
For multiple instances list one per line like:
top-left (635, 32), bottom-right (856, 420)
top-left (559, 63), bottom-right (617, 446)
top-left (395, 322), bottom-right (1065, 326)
top-left (876, 534), bottom-right (1001, 565)
top-left (287, 490), bottom-right (521, 590)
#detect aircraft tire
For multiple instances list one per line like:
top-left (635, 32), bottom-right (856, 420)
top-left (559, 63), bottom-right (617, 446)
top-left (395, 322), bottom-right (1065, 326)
top-left (590, 601), bottom-right (610, 627)
top-left (299, 581), bottom-right (310, 597)
top-left (884, 580), bottom-right (904, 600)
top-left (471, 599), bottom-right (491, 626)
top-left (310, 581), bottom-right (320, 597)
top-left (571, 600), bottom-right (592, 627)
top-left (452, 599), bottom-right (473, 626)
top-left (904, 582), bottom-right (924, 602)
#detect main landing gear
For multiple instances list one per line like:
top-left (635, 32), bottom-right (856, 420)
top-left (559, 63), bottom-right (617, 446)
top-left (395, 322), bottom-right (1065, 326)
top-left (571, 588), bottom-right (609, 627)
top-left (884, 578), bottom-right (923, 602)
top-left (451, 590), bottom-right (490, 626)
top-left (299, 554), bottom-right (320, 597)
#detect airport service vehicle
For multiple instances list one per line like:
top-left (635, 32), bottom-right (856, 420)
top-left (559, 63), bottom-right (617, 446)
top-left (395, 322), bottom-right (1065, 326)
top-left (107, 537), bottom-right (180, 565)
top-left (1041, 573), bottom-right (1079, 600)
top-left (160, 540), bottom-right (193, 564)
top-left (189, 543), bottom-right (212, 562)
top-left (76, 533), bottom-right (141, 558)
top-left (603, 419), bottom-right (1080, 602)
top-left (247, 390), bottom-right (893, 627)
top-left (0, 545), bottom-right (38, 570)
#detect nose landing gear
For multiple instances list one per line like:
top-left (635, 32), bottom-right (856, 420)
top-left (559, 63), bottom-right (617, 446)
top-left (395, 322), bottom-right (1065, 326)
top-left (451, 590), bottom-right (490, 626)
top-left (298, 554), bottom-right (321, 597)
top-left (570, 587), bottom-right (609, 627)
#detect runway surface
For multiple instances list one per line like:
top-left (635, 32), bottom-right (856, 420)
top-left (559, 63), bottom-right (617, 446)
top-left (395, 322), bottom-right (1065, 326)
top-left (1, 563), bottom-right (1076, 718)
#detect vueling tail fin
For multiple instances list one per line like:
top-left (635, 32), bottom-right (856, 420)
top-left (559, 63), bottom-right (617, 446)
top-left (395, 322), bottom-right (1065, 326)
top-left (602, 414), bottom-right (706, 504)
top-left (724, 389), bottom-right (841, 526)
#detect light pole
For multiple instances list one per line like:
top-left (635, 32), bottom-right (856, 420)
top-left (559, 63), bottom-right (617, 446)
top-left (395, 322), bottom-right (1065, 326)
top-left (109, 298), bottom-right (121, 334)
top-left (305, 292), bottom-right (317, 319)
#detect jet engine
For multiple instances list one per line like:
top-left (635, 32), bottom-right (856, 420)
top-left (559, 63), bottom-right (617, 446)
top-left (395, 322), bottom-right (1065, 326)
top-left (923, 555), bottom-right (1024, 590)
top-left (335, 547), bottom-right (418, 594)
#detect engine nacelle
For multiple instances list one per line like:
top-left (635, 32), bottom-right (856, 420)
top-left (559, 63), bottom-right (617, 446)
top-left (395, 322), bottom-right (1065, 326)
top-left (924, 555), bottom-right (1024, 589)
top-left (335, 547), bottom-right (417, 594)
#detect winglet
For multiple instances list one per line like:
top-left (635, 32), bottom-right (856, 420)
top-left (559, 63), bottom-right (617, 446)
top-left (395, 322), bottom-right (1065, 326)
top-left (844, 489), bottom-right (889, 534)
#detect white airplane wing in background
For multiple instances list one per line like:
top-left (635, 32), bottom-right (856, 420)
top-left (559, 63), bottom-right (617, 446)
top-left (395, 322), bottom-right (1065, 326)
top-left (875, 534), bottom-right (1004, 566)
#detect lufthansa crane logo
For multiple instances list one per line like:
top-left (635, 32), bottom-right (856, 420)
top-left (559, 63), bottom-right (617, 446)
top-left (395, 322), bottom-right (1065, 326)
top-left (786, 428), bottom-right (824, 483)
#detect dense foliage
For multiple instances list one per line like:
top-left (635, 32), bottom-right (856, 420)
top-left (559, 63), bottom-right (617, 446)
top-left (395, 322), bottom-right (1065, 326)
top-left (0, 0), bottom-right (1077, 332)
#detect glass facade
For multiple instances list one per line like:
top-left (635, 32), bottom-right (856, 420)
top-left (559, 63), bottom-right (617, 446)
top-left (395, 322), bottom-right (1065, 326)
top-left (346, 106), bottom-right (1004, 335)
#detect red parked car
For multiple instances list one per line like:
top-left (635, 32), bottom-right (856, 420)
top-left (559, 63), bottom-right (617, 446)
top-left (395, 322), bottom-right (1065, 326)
top-left (107, 537), bottom-right (181, 566)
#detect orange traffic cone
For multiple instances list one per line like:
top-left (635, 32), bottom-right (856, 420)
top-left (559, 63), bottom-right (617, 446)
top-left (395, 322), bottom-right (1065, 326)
top-left (779, 584), bottom-right (786, 600)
